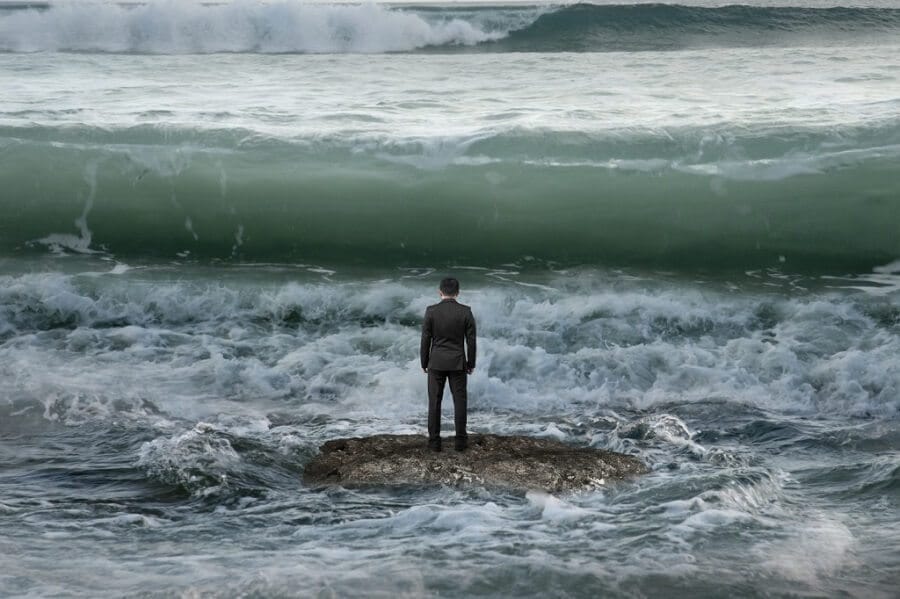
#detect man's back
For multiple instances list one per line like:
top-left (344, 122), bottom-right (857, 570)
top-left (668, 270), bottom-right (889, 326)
top-left (420, 298), bottom-right (476, 372)
top-left (421, 278), bottom-right (475, 452)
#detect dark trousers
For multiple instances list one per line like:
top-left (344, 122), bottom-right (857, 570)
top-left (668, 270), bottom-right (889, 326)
top-left (427, 369), bottom-right (467, 443)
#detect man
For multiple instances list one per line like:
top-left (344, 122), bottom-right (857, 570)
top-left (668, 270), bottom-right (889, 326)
top-left (420, 277), bottom-right (476, 452)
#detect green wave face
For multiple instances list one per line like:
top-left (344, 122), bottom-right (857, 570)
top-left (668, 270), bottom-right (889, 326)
top-left (2, 124), bottom-right (898, 273)
top-left (488, 4), bottom-right (900, 52)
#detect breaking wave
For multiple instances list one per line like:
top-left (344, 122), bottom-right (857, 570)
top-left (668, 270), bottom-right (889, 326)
top-left (2, 122), bottom-right (899, 272)
top-left (1, 2), bottom-right (899, 54)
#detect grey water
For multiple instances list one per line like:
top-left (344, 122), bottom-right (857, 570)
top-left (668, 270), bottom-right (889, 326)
top-left (1, 1), bottom-right (899, 597)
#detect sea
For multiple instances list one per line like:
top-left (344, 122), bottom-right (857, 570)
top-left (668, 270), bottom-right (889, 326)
top-left (0, 0), bottom-right (898, 596)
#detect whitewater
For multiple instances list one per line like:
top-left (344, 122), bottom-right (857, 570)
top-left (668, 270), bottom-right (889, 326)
top-left (1, 1), bottom-right (898, 597)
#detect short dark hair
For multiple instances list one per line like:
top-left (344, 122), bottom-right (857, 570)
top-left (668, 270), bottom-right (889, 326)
top-left (440, 277), bottom-right (459, 296)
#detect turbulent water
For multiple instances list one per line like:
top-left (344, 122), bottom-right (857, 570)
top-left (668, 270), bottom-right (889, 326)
top-left (1, 1), bottom-right (899, 597)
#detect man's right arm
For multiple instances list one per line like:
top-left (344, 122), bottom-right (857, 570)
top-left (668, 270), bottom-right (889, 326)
top-left (420, 307), bottom-right (433, 372)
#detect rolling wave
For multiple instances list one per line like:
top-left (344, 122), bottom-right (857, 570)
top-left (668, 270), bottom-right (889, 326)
top-left (0, 1), bottom-right (514, 53)
top-left (491, 3), bottom-right (900, 52)
top-left (1, 2), bottom-right (898, 54)
top-left (2, 122), bottom-right (899, 271)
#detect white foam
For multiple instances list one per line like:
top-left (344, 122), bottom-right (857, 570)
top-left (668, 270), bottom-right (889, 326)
top-left (673, 507), bottom-right (753, 534)
top-left (873, 259), bottom-right (900, 274)
top-left (526, 491), bottom-right (594, 523)
top-left (31, 161), bottom-right (100, 255)
top-left (338, 501), bottom-right (508, 536)
top-left (1, 269), bottom-right (898, 435)
top-left (138, 424), bottom-right (242, 496)
top-left (756, 517), bottom-right (857, 585)
top-left (0, 1), bottom-right (510, 54)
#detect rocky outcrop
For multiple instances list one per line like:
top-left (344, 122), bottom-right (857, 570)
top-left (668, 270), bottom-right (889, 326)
top-left (303, 434), bottom-right (648, 493)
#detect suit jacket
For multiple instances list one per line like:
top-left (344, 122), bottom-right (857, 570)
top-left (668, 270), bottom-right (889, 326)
top-left (420, 298), bottom-right (476, 371)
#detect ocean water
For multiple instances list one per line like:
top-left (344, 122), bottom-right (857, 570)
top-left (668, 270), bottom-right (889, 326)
top-left (1, 1), bottom-right (899, 597)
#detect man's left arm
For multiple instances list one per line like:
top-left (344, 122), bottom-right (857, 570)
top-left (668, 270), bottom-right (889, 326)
top-left (465, 308), bottom-right (476, 373)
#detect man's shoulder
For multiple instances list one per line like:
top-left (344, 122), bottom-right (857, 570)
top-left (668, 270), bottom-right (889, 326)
top-left (455, 302), bottom-right (474, 319)
top-left (450, 300), bottom-right (473, 312)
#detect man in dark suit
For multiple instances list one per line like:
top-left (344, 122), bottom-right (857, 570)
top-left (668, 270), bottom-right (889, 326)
top-left (420, 277), bottom-right (476, 452)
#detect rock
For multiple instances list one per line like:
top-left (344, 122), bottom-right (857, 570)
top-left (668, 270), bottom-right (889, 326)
top-left (303, 434), bottom-right (648, 493)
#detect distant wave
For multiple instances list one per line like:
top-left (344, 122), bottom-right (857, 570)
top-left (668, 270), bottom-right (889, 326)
top-left (493, 3), bottom-right (900, 52)
top-left (0, 1), bottom-right (510, 53)
top-left (1, 2), bottom-right (899, 54)
top-left (2, 122), bottom-right (899, 271)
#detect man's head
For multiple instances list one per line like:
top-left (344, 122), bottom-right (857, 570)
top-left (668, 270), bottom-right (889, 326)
top-left (439, 277), bottom-right (460, 298)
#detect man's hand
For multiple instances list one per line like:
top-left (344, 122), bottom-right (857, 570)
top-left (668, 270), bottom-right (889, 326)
top-left (466, 367), bottom-right (474, 375)
top-left (423, 368), bottom-right (428, 374)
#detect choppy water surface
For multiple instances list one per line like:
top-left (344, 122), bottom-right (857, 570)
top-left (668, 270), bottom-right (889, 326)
top-left (1, 1), bottom-right (899, 597)
top-left (1, 259), bottom-right (898, 597)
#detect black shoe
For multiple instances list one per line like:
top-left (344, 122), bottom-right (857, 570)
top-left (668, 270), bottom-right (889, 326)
top-left (454, 438), bottom-right (467, 452)
top-left (428, 439), bottom-right (442, 452)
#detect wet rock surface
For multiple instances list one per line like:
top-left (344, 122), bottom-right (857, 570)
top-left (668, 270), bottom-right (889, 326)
top-left (303, 434), bottom-right (648, 493)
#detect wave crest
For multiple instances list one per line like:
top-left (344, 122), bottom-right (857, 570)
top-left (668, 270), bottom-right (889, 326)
top-left (0, 1), bottom-right (507, 54)
top-left (3, 2), bottom-right (899, 54)
top-left (2, 122), bottom-right (899, 271)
